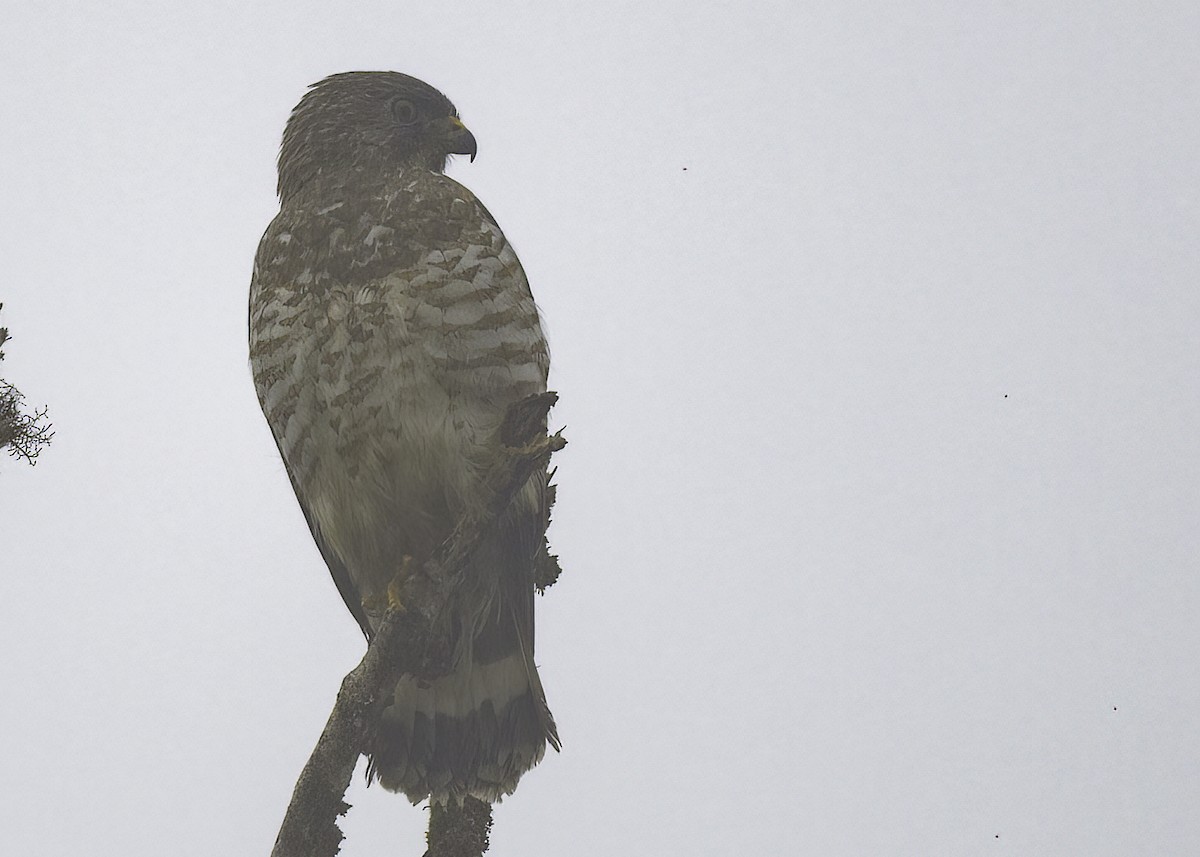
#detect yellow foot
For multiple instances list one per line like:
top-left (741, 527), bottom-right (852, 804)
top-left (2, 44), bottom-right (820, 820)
top-left (361, 555), bottom-right (416, 614)
top-left (386, 554), bottom-right (416, 612)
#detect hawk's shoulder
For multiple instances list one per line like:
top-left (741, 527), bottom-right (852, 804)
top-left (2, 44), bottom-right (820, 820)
top-left (252, 171), bottom-right (512, 294)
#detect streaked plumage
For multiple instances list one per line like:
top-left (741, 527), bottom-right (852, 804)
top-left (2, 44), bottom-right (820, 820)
top-left (249, 71), bottom-right (558, 804)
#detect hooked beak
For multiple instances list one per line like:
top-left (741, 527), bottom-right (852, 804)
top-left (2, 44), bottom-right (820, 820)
top-left (446, 116), bottom-right (477, 163)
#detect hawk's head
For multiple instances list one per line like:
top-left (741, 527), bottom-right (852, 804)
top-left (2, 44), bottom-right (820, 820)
top-left (277, 71), bottom-right (478, 201)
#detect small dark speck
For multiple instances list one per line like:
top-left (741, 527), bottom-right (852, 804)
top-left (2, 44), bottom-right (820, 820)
top-left (1114, 706), bottom-right (1118, 711)
top-left (995, 834), bottom-right (1000, 839)
top-left (1003, 394), bottom-right (1008, 398)
top-left (682, 167), bottom-right (688, 171)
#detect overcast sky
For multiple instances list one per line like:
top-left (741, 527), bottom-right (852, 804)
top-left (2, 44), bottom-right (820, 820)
top-left (2, 2), bottom-right (1198, 855)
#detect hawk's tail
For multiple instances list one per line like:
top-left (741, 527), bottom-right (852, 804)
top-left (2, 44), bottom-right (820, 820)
top-left (367, 620), bottom-right (558, 804)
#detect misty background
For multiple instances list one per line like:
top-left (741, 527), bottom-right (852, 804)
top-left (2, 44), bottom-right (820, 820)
top-left (1, 2), bottom-right (1197, 855)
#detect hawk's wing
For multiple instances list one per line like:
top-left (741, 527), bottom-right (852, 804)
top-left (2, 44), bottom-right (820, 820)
top-left (272, 428), bottom-right (374, 639)
top-left (248, 219), bottom-right (375, 639)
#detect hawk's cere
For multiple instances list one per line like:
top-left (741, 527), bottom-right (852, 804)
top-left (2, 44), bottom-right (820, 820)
top-left (249, 71), bottom-right (559, 804)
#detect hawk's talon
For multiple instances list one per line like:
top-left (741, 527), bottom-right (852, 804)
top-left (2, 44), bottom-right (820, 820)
top-left (360, 554), bottom-right (416, 613)
top-left (386, 577), bottom-right (407, 612)
top-left (387, 554), bottom-right (416, 612)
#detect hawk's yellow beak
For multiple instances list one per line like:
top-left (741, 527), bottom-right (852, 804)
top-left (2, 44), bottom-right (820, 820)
top-left (446, 116), bottom-right (477, 163)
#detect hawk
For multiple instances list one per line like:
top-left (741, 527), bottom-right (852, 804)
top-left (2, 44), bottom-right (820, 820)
top-left (249, 71), bottom-right (559, 804)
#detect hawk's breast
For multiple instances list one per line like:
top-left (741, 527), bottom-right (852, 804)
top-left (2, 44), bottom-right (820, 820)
top-left (250, 178), bottom-right (547, 600)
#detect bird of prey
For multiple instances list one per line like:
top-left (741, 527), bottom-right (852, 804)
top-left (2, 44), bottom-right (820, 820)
top-left (249, 71), bottom-right (559, 804)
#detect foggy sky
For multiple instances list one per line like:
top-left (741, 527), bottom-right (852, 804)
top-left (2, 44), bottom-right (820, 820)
top-left (1, 2), bottom-right (1198, 855)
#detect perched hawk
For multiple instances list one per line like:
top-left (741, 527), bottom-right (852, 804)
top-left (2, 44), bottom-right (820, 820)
top-left (249, 72), bottom-right (558, 804)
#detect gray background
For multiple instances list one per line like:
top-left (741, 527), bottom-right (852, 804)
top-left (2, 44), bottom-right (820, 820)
top-left (2, 2), bottom-right (1197, 855)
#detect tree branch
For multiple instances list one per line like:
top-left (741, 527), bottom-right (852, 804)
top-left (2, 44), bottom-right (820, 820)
top-left (425, 797), bottom-right (493, 857)
top-left (270, 392), bottom-right (565, 857)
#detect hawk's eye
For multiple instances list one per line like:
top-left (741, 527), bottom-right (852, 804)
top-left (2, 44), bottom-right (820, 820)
top-left (391, 99), bottom-right (418, 125)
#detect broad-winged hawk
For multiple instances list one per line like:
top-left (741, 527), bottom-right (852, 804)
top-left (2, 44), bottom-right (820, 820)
top-left (249, 71), bottom-right (558, 804)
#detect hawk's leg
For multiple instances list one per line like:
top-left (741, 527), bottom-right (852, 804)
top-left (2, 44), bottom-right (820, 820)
top-left (387, 554), bottom-right (416, 611)
top-left (361, 554), bottom-right (417, 613)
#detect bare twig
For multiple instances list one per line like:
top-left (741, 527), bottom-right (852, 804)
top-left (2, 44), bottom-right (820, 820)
top-left (270, 392), bottom-right (565, 857)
